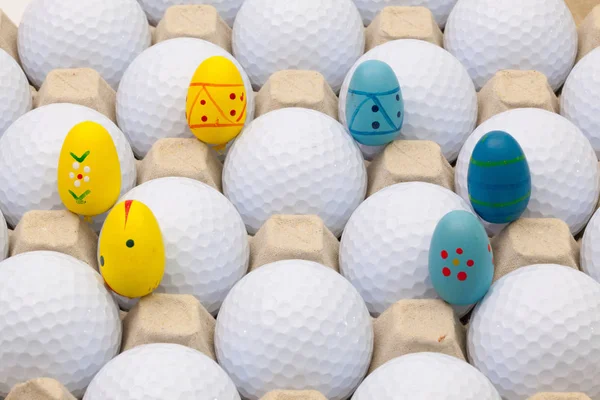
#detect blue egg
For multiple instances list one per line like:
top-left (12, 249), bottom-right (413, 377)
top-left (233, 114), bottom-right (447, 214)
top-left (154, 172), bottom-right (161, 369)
top-left (345, 60), bottom-right (404, 146)
top-left (429, 210), bottom-right (494, 306)
top-left (467, 130), bottom-right (531, 224)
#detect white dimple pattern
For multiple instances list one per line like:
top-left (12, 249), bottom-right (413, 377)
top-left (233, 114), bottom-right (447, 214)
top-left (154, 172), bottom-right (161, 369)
top-left (0, 49), bottom-right (31, 136)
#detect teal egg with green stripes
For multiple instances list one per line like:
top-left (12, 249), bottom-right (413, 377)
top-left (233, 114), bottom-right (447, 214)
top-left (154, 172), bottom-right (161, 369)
top-left (467, 130), bottom-right (531, 224)
top-left (345, 60), bottom-right (404, 146)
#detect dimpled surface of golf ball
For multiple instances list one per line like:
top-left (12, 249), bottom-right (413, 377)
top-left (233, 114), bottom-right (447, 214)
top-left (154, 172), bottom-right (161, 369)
top-left (119, 177), bottom-right (249, 315)
top-left (455, 108), bottom-right (599, 236)
top-left (339, 39), bottom-right (477, 162)
top-left (353, 0), bottom-right (458, 27)
top-left (444, 0), bottom-right (577, 91)
top-left (468, 264), bottom-right (600, 399)
top-left (117, 37), bottom-right (255, 158)
top-left (138, 0), bottom-right (244, 26)
top-left (84, 343), bottom-right (240, 400)
top-left (215, 260), bottom-right (373, 400)
top-left (223, 108), bottom-right (366, 237)
top-left (0, 103), bottom-right (136, 229)
top-left (561, 47), bottom-right (600, 159)
top-left (580, 208), bottom-right (600, 283)
top-left (0, 251), bottom-right (121, 398)
top-left (232, 0), bottom-right (365, 92)
top-left (353, 352), bottom-right (501, 400)
top-left (17, 0), bottom-right (150, 89)
top-left (339, 182), bottom-right (472, 316)
top-left (0, 49), bottom-right (31, 136)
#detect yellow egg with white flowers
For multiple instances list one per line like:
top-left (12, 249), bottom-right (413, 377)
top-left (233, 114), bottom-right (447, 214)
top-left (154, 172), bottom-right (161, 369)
top-left (98, 199), bottom-right (165, 298)
top-left (185, 55), bottom-right (247, 148)
top-left (57, 121), bottom-right (121, 216)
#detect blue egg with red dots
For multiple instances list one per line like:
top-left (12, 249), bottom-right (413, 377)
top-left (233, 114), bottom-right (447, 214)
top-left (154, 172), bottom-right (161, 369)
top-left (468, 130), bottom-right (531, 224)
top-left (429, 210), bottom-right (494, 306)
top-left (345, 60), bottom-right (404, 146)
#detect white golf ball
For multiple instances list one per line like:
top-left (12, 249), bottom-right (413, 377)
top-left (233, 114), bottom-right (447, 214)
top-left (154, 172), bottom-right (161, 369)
top-left (580, 208), bottom-right (600, 283)
top-left (468, 264), bottom-right (600, 399)
top-left (18, 0), bottom-right (151, 89)
top-left (223, 107), bottom-right (367, 237)
top-left (215, 260), bottom-right (373, 400)
top-left (339, 39), bottom-right (477, 162)
top-left (0, 251), bottom-right (121, 398)
top-left (0, 211), bottom-right (8, 262)
top-left (444, 0), bottom-right (577, 91)
top-left (138, 0), bottom-right (244, 26)
top-left (0, 103), bottom-right (136, 229)
top-left (339, 182), bottom-right (472, 316)
top-left (117, 37), bottom-right (255, 158)
top-left (455, 108), bottom-right (599, 236)
top-left (232, 0), bottom-right (365, 92)
top-left (0, 49), bottom-right (31, 136)
top-left (84, 343), bottom-right (240, 400)
top-left (353, 0), bottom-right (458, 27)
top-left (561, 47), bottom-right (600, 159)
top-left (353, 352), bottom-right (501, 399)
top-left (118, 177), bottom-right (249, 315)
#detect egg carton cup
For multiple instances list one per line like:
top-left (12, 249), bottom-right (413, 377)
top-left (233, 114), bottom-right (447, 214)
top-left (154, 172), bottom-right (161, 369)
top-left (369, 299), bottom-right (466, 375)
top-left (260, 390), bottom-right (328, 400)
top-left (490, 218), bottom-right (580, 283)
top-left (5, 378), bottom-right (75, 400)
top-left (121, 293), bottom-right (216, 360)
top-left (249, 214), bottom-right (340, 273)
top-left (527, 393), bottom-right (593, 400)
top-left (577, 4), bottom-right (600, 62)
top-left (565, 0), bottom-right (600, 26)
top-left (0, 9), bottom-right (19, 64)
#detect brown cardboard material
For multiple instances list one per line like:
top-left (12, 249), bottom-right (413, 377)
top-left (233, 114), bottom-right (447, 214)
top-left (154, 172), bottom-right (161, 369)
top-left (260, 390), bottom-right (328, 400)
top-left (577, 5), bottom-right (600, 62)
top-left (565, 0), bottom-right (600, 26)
top-left (0, 10), bottom-right (19, 64)
top-left (5, 378), bottom-right (76, 400)
top-left (255, 70), bottom-right (338, 120)
top-left (527, 393), bottom-right (592, 400)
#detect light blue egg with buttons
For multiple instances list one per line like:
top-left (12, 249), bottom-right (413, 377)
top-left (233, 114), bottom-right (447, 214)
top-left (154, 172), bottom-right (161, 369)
top-left (345, 60), bottom-right (404, 146)
top-left (429, 210), bottom-right (494, 306)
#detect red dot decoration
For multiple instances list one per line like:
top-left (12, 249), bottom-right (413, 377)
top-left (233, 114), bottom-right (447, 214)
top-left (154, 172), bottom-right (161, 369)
top-left (467, 260), bottom-right (474, 267)
top-left (442, 267), bottom-right (451, 277)
top-left (441, 250), bottom-right (448, 259)
top-left (456, 248), bottom-right (463, 255)
top-left (230, 93), bottom-right (236, 100)
top-left (77, 174), bottom-right (83, 180)
top-left (457, 272), bottom-right (467, 281)
top-left (201, 116), bottom-right (208, 122)
top-left (241, 93), bottom-right (244, 101)
top-left (488, 244), bottom-right (491, 252)
top-left (230, 110), bottom-right (236, 116)
top-left (200, 100), bottom-right (206, 105)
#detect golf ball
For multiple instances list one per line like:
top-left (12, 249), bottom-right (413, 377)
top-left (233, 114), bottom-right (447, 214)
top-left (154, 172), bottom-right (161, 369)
top-left (455, 108), bottom-right (599, 236)
top-left (0, 49), bottom-right (31, 136)
top-left (0, 251), bottom-right (121, 398)
top-left (18, 0), bottom-right (151, 89)
top-left (352, 352), bottom-right (501, 400)
top-left (580, 208), bottom-right (600, 283)
top-left (561, 47), bottom-right (600, 159)
top-left (84, 343), bottom-right (240, 400)
top-left (223, 107), bottom-right (367, 237)
top-left (339, 182), bottom-right (473, 316)
top-left (215, 259), bottom-right (373, 400)
top-left (117, 37), bottom-right (255, 158)
top-left (339, 39), bottom-right (477, 162)
top-left (232, 0), bottom-right (365, 92)
top-left (444, 0), bottom-right (577, 91)
top-left (138, 0), bottom-right (245, 26)
top-left (353, 0), bottom-right (458, 27)
top-left (0, 103), bottom-right (136, 229)
top-left (119, 177), bottom-right (249, 315)
top-left (468, 264), bottom-right (600, 399)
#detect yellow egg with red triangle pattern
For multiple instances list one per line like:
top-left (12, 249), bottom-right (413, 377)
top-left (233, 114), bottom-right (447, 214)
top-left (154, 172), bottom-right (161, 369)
top-left (57, 121), bottom-right (121, 217)
top-left (185, 55), bottom-right (247, 147)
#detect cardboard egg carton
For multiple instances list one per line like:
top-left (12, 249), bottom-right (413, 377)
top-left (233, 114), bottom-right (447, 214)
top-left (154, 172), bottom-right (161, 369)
top-left (5, 378), bottom-right (76, 400)
top-left (0, 9), bottom-right (19, 64)
top-left (369, 299), bottom-right (466, 374)
top-left (260, 390), bottom-right (328, 400)
top-left (565, 0), bottom-right (600, 26)
top-left (491, 218), bottom-right (580, 283)
top-left (527, 393), bottom-right (592, 400)
top-left (577, 4), bottom-right (600, 62)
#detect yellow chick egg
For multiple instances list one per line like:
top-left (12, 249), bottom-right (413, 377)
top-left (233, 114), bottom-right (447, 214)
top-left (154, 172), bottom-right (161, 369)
top-left (186, 55), bottom-right (247, 147)
top-left (57, 121), bottom-right (121, 217)
top-left (98, 199), bottom-right (165, 298)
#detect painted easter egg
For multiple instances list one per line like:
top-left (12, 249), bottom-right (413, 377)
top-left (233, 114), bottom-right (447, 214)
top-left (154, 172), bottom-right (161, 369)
top-left (345, 59), bottom-right (404, 146)
top-left (467, 130), bottom-right (531, 224)
top-left (429, 210), bottom-right (494, 305)
top-left (185, 55), bottom-right (247, 148)
top-left (57, 121), bottom-right (121, 216)
top-left (98, 199), bottom-right (165, 298)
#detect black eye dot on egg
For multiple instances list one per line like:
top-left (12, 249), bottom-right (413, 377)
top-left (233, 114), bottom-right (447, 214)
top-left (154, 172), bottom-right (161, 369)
top-left (397, 111), bottom-right (402, 118)
top-left (372, 121), bottom-right (380, 129)
top-left (396, 94), bottom-right (400, 101)
top-left (126, 239), bottom-right (135, 248)
top-left (371, 105), bottom-right (379, 112)
top-left (100, 256), bottom-right (104, 267)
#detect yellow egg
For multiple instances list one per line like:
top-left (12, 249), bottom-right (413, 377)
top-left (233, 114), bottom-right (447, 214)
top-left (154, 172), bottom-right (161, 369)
top-left (57, 121), bottom-right (121, 216)
top-left (98, 200), bottom-right (165, 298)
top-left (186, 55), bottom-right (247, 146)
